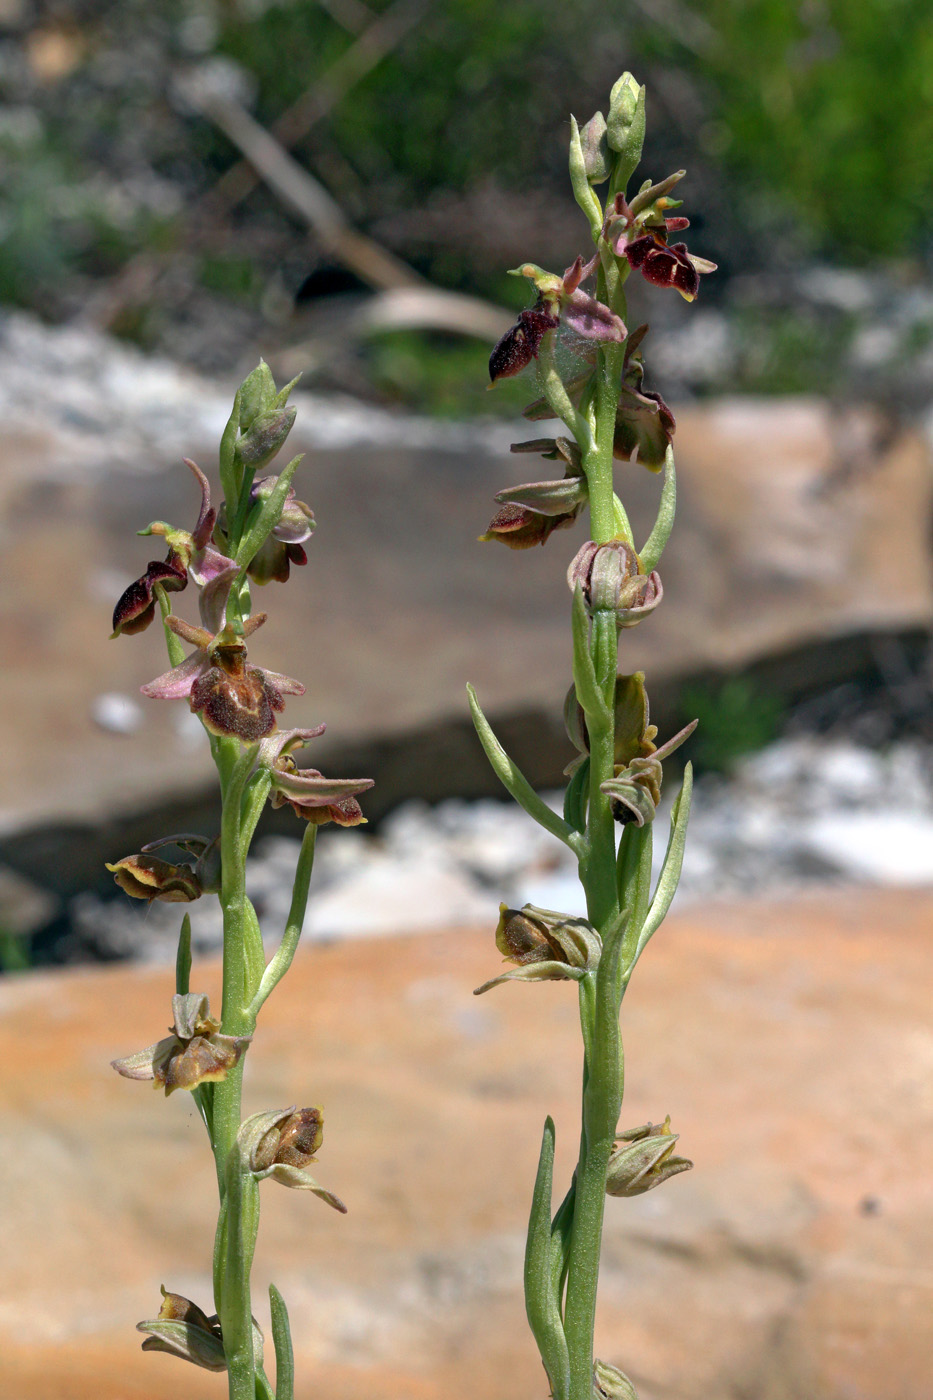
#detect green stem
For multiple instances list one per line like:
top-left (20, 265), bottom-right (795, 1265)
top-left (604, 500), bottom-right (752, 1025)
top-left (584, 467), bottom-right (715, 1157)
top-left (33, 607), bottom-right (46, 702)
top-left (211, 735), bottom-right (261, 1400)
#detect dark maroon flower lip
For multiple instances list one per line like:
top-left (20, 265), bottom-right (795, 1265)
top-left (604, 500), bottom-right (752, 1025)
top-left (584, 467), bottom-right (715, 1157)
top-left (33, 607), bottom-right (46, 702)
top-left (488, 255), bottom-right (626, 384)
top-left (489, 306), bottom-right (559, 383)
top-left (111, 556), bottom-right (187, 638)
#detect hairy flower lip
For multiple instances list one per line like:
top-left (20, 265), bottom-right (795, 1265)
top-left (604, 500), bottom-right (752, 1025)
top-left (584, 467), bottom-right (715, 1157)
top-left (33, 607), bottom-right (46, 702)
top-left (140, 574), bottom-right (304, 742)
top-left (111, 992), bottom-right (251, 1095)
top-left (489, 256), bottom-right (625, 385)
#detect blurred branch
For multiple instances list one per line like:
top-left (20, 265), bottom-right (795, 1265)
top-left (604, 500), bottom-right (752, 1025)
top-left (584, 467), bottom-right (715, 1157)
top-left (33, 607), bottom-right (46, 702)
top-left (275, 285), bottom-right (513, 379)
top-left (189, 80), bottom-right (421, 292)
top-left (204, 0), bottom-right (431, 218)
top-left (79, 0), bottom-right (430, 329)
top-left (627, 0), bottom-right (715, 55)
top-left (316, 0), bottom-right (377, 37)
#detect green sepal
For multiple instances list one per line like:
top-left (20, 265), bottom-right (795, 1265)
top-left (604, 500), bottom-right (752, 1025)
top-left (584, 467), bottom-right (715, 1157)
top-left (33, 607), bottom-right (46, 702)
top-left (563, 758), bottom-right (589, 834)
top-left (635, 762), bottom-right (693, 964)
top-left (525, 1117), bottom-right (570, 1399)
top-left (272, 373), bottom-right (302, 410)
top-left (235, 455), bottom-right (304, 572)
top-left (568, 115), bottom-right (604, 236)
top-left (269, 1284), bottom-right (295, 1400)
top-left (571, 586), bottom-right (610, 725)
top-left (467, 684), bottom-right (583, 856)
top-left (638, 446), bottom-right (676, 574)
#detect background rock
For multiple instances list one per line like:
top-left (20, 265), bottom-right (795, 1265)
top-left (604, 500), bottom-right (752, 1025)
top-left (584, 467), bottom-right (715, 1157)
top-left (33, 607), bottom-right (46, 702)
top-left (1, 887), bottom-right (930, 1399)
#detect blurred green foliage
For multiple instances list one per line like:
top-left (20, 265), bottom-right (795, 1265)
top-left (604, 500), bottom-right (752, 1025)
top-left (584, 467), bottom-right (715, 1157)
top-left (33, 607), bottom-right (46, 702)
top-left (680, 676), bottom-right (785, 773)
top-left (0, 0), bottom-right (928, 380)
top-left (657, 0), bottom-right (933, 261)
top-left (364, 329), bottom-right (532, 416)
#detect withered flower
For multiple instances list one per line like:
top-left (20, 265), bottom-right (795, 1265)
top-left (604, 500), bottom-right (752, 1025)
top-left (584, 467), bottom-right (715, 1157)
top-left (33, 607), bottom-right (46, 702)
top-left (137, 1287), bottom-right (226, 1371)
top-left (605, 1116), bottom-right (692, 1196)
top-left (474, 903), bottom-right (601, 994)
top-left (105, 853), bottom-right (202, 904)
top-left (482, 437), bottom-right (588, 549)
top-left (489, 256), bottom-right (626, 384)
top-left (238, 1106), bottom-right (347, 1211)
top-left (259, 728), bottom-right (374, 827)
top-left (564, 672), bottom-right (694, 810)
top-left (613, 325), bottom-right (676, 471)
top-left (111, 992), bottom-right (250, 1095)
top-left (141, 568), bottom-right (304, 742)
top-left (105, 834), bottom-right (220, 903)
top-left (568, 539), bottom-right (662, 627)
top-left (216, 474), bottom-right (315, 585)
top-left (597, 673), bottom-right (696, 826)
top-left (111, 458), bottom-right (236, 637)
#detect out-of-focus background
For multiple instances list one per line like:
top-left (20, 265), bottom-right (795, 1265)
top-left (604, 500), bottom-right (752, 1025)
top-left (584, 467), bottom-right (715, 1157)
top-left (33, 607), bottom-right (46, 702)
top-left (1, 3), bottom-right (932, 1399)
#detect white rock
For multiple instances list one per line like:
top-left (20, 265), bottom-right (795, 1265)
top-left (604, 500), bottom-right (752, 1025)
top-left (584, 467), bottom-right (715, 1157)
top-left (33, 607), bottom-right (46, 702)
top-left (303, 851), bottom-right (494, 940)
top-left (803, 813), bottom-right (933, 884)
top-left (90, 692), bottom-right (144, 735)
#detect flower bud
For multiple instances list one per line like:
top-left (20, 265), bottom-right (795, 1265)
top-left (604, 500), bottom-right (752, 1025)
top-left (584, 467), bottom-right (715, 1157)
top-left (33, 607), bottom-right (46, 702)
top-left (568, 541), bottom-right (663, 628)
top-left (594, 1359), bottom-right (638, 1400)
top-left (238, 360), bottom-right (277, 431)
top-left (111, 993), bottom-right (250, 1096)
top-left (606, 72), bottom-right (646, 189)
top-left (236, 406), bottom-right (297, 471)
top-left (578, 111), bottom-right (611, 184)
top-left (605, 1116), bottom-right (692, 1196)
top-left (137, 1287), bottom-right (226, 1371)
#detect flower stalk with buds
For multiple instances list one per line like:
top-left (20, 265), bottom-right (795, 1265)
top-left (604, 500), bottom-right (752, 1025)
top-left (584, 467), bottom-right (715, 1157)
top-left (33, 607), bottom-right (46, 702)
top-left (474, 75), bottom-right (709, 1400)
top-left (108, 364), bottom-right (372, 1400)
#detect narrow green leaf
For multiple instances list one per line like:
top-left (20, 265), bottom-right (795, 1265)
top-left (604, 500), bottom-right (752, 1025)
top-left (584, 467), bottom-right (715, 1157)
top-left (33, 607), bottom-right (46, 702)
top-left (549, 1178), bottom-right (576, 1314)
top-left (616, 821), bottom-right (654, 990)
top-left (571, 586), bottom-right (609, 724)
top-left (467, 685), bottom-right (583, 856)
top-left (175, 913), bottom-right (192, 996)
top-left (525, 1118), bottom-right (570, 1397)
top-left (235, 455), bottom-right (304, 572)
top-left (219, 386), bottom-right (243, 506)
top-left (249, 823), bottom-right (316, 1018)
top-left (269, 1284), bottom-right (295, 1400)
top-left (635, 762), bottom-right (693, 962)
top-left (638, 446), bottom-right (676, 573)
top-left (241, 769), bottom-right (272, 854)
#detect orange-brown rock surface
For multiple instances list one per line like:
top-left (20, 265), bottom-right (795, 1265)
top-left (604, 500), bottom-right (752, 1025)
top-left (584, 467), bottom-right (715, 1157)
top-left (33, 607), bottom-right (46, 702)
top-left (2, 886), bottom-right (931, 1400)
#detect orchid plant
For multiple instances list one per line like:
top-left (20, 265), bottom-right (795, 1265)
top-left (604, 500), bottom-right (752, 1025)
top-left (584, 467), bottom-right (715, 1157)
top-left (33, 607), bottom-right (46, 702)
top-left (472, 74), bottom-right (713, 1400)
top-left (108, 366), bottom-right (372, 1400)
